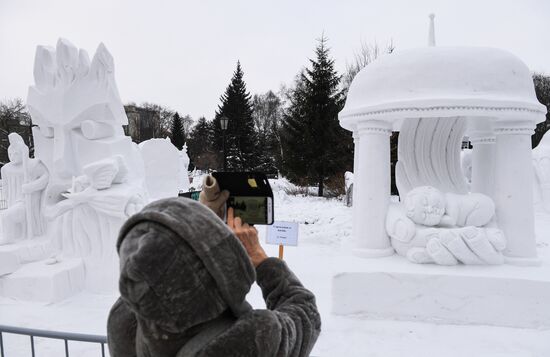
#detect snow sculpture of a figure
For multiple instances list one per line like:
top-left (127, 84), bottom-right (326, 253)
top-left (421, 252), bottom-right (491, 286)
top-left (386, 186), bottom-right (506, 265)
top-left (0, 133), bottom-right (49, 244)
top-left (47, 155), bottom-right (144, 260)
top-left (179, 143), bottom-right (190, 192)
top-left (26, 38), bottom-right (147, 273)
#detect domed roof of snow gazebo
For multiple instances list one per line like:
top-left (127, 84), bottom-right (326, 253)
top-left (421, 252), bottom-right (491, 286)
top-left (340, 46), bottom-right (547, 131)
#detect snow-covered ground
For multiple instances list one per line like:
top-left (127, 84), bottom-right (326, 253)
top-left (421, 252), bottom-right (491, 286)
top-left (1, 190), bottom-right (549, 356)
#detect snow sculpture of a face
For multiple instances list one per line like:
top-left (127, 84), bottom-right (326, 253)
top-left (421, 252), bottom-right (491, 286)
top-left (404, 186), bottom-right (445, 226)
top-left (26, 38), bottom-right (136, 202)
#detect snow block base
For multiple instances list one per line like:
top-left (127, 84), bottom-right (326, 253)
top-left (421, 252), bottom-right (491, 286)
top-left (0, 251), bottom-right (19, 276)
top-left (0, 238), bottom-right (53, 264)
top-left (332, 270), bottom-right (550, 329)
top-left (0, 259), bottom-right (85, 303)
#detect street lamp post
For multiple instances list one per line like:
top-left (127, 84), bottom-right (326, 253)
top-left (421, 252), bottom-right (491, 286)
top-left (220, 116), bottom-right (229, 171)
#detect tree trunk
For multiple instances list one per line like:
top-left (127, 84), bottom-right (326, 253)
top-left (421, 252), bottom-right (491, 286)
top-left (318, 178), bottom-right (324, 197)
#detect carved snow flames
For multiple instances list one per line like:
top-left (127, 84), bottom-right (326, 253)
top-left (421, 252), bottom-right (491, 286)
top-left (340, 17), bottom-right (547, 265)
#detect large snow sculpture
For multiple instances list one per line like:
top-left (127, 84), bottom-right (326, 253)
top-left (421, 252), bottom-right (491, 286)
top-left (339, 40), bottom-right (547, 264)
top-left (386, 186), bottom-right (506, 265)
top-left (0, 133), bottom-right (49, 243)
top-left (26, 38), bottom-right (146, 278)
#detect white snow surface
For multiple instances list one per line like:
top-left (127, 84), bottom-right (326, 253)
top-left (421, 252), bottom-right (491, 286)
top-left (1, 186), bottom-right (549, 356)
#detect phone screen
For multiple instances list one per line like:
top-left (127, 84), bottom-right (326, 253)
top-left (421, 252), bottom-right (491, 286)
top-left (228, 196), bottom-right (271, 225)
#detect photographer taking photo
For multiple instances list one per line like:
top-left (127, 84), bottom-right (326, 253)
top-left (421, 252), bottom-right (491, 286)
top-left (107, 175), bottom-right (321, 356)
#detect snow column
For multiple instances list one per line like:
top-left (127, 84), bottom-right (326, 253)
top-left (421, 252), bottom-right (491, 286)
top-left (352, 132), bottom-right (360, 238)
top-left (354, 120), bottom-right (394, 257)
top-left (494, 120), bottom-right (538, 262)
top-left (469, 119), bottom-right (496, 198)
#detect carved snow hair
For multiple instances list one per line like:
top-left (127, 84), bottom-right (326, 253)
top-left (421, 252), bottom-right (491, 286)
top-left (32, 38), bottom-right (115, 93)
top-left (33, 46), bottom-right (57, 91)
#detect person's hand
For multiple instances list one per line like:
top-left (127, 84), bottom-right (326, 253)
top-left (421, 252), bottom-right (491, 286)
top-left (227, 207), bottom-right (268, 267)
top-left (199, 175), bottom-right (229, 219)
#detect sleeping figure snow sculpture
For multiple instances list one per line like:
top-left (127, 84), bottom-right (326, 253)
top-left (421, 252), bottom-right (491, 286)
top-left (0, 133), bottom-right (49, 244)
top-left (26, 38), bottom-right (146, 280)
top-left (386, 186), bottom-right (506, 265)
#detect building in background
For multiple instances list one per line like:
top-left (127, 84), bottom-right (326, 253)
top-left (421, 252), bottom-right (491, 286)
top-left (124, 105), bottom-right (161, 143)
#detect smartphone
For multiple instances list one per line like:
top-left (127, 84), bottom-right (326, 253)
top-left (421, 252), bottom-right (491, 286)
top-left (178, 190), bottom-right (200, 201)
top-left (212, 172), bottom-right (274, 225)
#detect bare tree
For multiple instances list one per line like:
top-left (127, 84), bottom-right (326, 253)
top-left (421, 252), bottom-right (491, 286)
top-left (342, 40), bottom-right (395, 93)
top-left (140, 102), bottom-right (175, 138)
top-left (180, 114), bottom-right (194, 139)
top-left (0, 98), bottom-right (33, 160)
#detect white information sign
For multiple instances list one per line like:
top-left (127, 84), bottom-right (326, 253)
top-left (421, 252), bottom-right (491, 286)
top-left (266, 221), bottom-right (299, 246)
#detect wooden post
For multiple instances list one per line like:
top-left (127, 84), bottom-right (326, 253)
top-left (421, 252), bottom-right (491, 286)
top-left (278, 244), bottom-right (284, 260)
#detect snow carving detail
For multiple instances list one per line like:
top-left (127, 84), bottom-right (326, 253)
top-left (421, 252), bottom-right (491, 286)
top-left (386, 186), bottom-right (506, 265)
top-left (0, 133), bottom-right (49, 244)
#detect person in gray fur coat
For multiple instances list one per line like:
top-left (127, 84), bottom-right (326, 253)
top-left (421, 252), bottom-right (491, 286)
top-left (107, 175), bottom-right (321, 356)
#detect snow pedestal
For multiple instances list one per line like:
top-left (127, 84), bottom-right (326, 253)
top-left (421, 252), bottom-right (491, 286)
top-left (0, 258), bottom-right (85, 303)
top-left (0, 238), bottom-right (52, 264)
top-left (0, 238), bottom-right (53, 277)
top-left (331, 255), bottom-right (550, 329)
top-left (0, 252), bottom-right (19, 276)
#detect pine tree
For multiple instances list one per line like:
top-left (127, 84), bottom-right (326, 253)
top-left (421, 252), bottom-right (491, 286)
top-left (252, 91), bottom-right (283, 174)
top-left (282, 36), bottom-right (353, 196)
top-left (213, 61), bottom-right (258, 171)
top-left (187, 116), bottom-right (218, 169)
top-left (170, 112), bottom-right (185, 150)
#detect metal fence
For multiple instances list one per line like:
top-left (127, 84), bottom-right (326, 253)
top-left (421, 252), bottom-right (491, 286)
top-left (0, 325), bottom-right (107, 357)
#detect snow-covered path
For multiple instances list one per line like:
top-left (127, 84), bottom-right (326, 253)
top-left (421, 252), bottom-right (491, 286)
top-left (1, 194), bottom-right (549, 356)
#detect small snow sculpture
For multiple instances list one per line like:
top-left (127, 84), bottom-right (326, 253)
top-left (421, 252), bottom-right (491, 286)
top-left (344, 171), bottom-right (353, 207)
top-left (386, 186), bottom-right (506, 265)
top-left (179, 144), bottom-right (190, 192)
top-left (0, 133), bottom-right (49, 243)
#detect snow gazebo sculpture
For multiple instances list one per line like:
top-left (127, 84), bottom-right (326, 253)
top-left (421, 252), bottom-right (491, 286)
top-left (340, 23), bottom-right (547, 265)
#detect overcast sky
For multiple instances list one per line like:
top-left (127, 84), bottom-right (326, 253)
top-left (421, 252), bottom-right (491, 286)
top-left (1, 0), bottom-right (549, 119)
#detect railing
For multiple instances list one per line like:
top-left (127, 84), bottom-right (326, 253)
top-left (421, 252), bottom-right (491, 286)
top-left (0, 325), bottom-right (107, 357)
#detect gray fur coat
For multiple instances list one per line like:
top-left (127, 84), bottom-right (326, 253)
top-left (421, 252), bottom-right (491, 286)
top-left (107, 198), bottom-right (321, 356)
